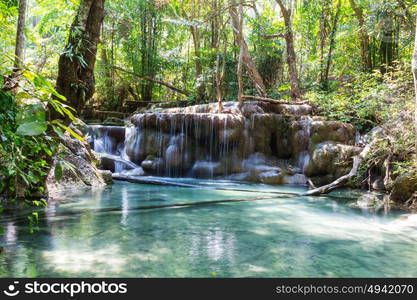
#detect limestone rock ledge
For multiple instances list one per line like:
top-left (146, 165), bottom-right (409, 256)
top-left (46, 130), bottom-right (112, 198)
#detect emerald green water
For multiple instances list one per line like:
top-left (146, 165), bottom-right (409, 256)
top-left (1, 179), bottom-right (417, 277)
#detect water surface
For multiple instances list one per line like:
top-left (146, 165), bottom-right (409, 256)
top-left (1, 179), bottom-right (417, 277)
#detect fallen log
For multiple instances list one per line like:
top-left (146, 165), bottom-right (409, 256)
top-left (303, 143), bottom-right (372, 196)
top-left (241, 95), bottom-right (308, 105)
top-left (113, 66), bottom-right (190, 96)
top-left (112, 174), bottom-right (200, 188)
top-left (113, 174), bottom-right (360, 200)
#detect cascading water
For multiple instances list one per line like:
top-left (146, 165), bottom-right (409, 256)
top-left (297, 117), bottom-right (313, 173)
top-left (87, 101), bottom-right (357, 185)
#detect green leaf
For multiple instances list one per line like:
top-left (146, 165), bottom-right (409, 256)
top-left (52, 125), bottom-right (66, 140)
top-left (54, 161), bottom-right (63, 181)
top-left (60, 160), bottom-right (78, 177)
top-left (15, 104), bottom-right (47, 136)
top-left (16, 121), bottom-right (47, 136)
top-left (53, 121), bottom-right (84, 142)
top-left (15, 92), bottom-right (32, 100)
top-left (16, 104), bottom-right (46, 125)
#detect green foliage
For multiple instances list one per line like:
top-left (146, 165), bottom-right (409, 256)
top-left (15, 104), bottom-right (47, 136)
top-left (0, 58), bottom-right (82, 232)
top-left (0, 90), bottom-right (54, 198)
top-left (0, 58), bottom-right (80, 201)
top-left (305, 62), bottom-right (414, 131)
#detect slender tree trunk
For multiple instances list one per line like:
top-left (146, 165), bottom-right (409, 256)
top-left (349, 0), bottom-right (372, 72)
top-left (215, 51), bottom-right (222, 112)
top-left (190, 25), bottom-right (206, 103)
top-left (275, 0), bottom-right (301, 99)
top-left (322, 0), bottom-right (342, 86)
top-left (54, 0), bottom-right (105, 115)
top-left (237, 44), bottom-right (244, 107)
top-left (137, 4), bottom-right (158, 103)
top-left (100, 48), bottom-right (113, 97)
top-left (14, 0), bottom-right (27, 70)
top-left (229, 0), bottom-right (267, 99)
top-left (214, 3), bottom-right (227, 113)
top-left (319, 0), bottom-right (330, 82)
top-left (412, 17), bottom-right (417, 154)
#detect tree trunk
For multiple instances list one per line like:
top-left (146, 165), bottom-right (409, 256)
top-left (14, 0), bottom-right (27, 70)
top-left (413, 16), bottom-right (417, 154)
top-left (229, 0), bottom-right (267, 99)
top-left (319, 0), bottom-right (330, 82)
top-left (100, 47), bottom-right (114, 100)
top-left (138, 4), bottom-right (158, 102)
top-left (214, 14), bottom-right (227, 113)
top-left (349, 0), bottom-right (372, 72)
top-left (274, 0), bottom-right (301, 99)
top-left (190, 25), bottom-right (206, 103)
top-left (54, 0), bottom-right (105, 115)
top-left (322, 0), bottom-right (342, 87)
top-left (215, 51), bottom-right (223, 112)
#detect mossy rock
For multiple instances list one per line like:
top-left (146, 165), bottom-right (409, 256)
top-left (310, 121), bottom-right (356, 146)
top-left (389, 173), bottom-right (417, 203)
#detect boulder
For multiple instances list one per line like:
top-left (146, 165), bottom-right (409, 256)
top-left (190, 161), bottom-right (224, 178)
top-left (98, 170), bottom-right (113, 184)
top-left (99, 153), bottom-right (138, 173)
top-left (389, 173), bottom-right (417, 203)
top-left (305, 142), bottom-right (362, 180)
top-left (270, 104), bottom-right (312, 116)
top-left (46, 133), bottom-right (110, 197)
top-left (141, 157), bottom-right (165, 174)
top-left (310, 121), bottom-right (356, 146)
top-left (257, 170), bottom-right (284, 184)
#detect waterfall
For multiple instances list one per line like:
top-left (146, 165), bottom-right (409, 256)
top-left (87, 101), bottom-right (356, 185)
top-left (297, 117), bottom-right (313, 173)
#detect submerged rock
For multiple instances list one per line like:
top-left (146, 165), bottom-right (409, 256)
top-left (282, 174), bottom-right (308, 185)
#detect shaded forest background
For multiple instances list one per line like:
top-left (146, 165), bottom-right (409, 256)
top-left (0, 0), bottom-right (416, 129)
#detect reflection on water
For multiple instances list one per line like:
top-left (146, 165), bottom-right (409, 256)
top-left (1, 180), bottom-right (417, 277)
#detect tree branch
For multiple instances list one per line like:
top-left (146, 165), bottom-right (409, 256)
top-left (113, 66), bottom-right (189, 96)
top-left (241, 95), bottom-right (308, 105)
top-left (262, 33), bottom-right (285, 39)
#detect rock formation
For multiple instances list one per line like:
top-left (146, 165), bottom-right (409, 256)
top-left (89, 101), bottom-right (359, 185)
